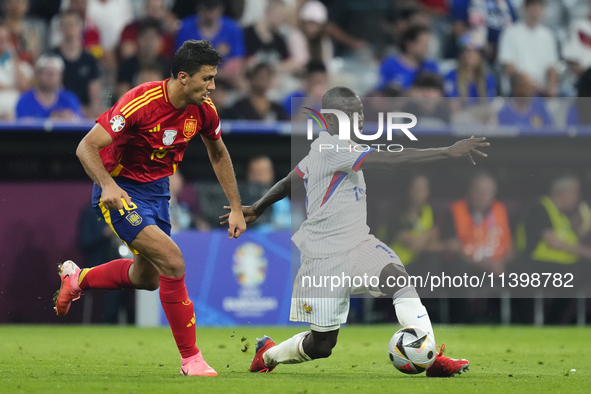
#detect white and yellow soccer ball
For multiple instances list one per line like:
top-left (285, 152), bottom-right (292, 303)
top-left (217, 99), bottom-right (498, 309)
top-left (388, 326), bottom-right (437, 374)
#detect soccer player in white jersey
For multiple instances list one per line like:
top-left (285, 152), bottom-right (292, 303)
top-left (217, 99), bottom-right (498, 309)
top-left (221, 87), bottom-right (489, 377)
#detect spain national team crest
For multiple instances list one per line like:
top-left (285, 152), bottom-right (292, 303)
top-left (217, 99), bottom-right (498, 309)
top-left (110, 115), bottom-right (125, 132)
top-left (126, 211), bottom-right (142, 226)
top-left (162, 130), bottom-right (177, 146)
top-left (183, 119), bottom-right (198, 139)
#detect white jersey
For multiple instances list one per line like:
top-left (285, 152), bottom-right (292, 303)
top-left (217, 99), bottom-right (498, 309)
top-left (292, 131), bottom-right (374, 258)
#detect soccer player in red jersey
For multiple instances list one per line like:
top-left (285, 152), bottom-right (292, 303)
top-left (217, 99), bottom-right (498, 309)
top-left (54, 40), bottom-right (247, 377)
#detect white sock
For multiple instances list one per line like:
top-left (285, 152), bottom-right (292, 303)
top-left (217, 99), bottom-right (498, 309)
top-left (393, 286), bottom-right (435, 342)
top-left (263, 331), bottom-right (312, 367)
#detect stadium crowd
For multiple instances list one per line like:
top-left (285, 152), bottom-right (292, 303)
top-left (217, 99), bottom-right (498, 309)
top-left (1, 0), bottom-right (591, 125)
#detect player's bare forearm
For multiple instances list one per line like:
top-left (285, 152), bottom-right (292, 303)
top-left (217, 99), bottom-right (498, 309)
top-left (203, 136), bottom-right (246, 238)
top-left (252, 170), bottom-right (301, 215)
top-left (361, 136), bottom-right (489, 170)
top-left (220, 170), bottom-right (303, 226)
top-left (77, 124), bottom-right (133, 210)
top-left (204, 138), bottom-right (242, 210)
top-left (76, 124), bottom-right (116, 189)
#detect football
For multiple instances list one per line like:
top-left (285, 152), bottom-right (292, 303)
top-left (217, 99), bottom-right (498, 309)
top-left (388, 326), bottom-right (437, 374)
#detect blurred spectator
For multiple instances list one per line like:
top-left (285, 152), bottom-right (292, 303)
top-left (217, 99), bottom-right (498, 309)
top-left (0, 24), bottom-right (33, 119)
top-left (497, 72), bottom-right (553, 127)
top-left (449, 0), bottom-right (517, 61)
top-left (287, 0), bottom-right (333, 69)
top-left (516, 176), bottom-right (591, 265)
top-left (175, 0), bottom-right (244, 85)
top-left (87, 0), bottom-right (133, 52)
top-left (87, 0), bottom-right (134, 84)
top-left (49, 0), bottom-right (103, 59)
top-left (53, 10), bottom-right (102, 119)
top-left (567, 67), bottom-right (591, 125)
top-left (244, 0), bottom-right (291, 70)
top-left (28, 0), bottom-right (62, 22)
top-left (377, 175), bottom-right (443, 268)
top-left (443, 32), bottom-right (496, 105)
top-left (386, 1), bottom-right (444, 60)
top-left (117, 19), bottom-right (170, 99)
top-left (2, 0), bottom-right (41, 64)
top-left (172, 0), bottom-right (243, 21)
top-left (119, 0), bottom-right (176, 61)
top-left (563, 3), bottom-right (591, 77)
top-left (207, 77), bottom-right (233, 118)
top-left (515, 175), bottom-right (591, 324)
top-left (282, 60), bottom-right (327, 116)
top-left (498, 0), bottom-right (559, 97)
top-left (377, 25), bottom-right (438, 91)
top-left (15, 54), bottom-right (83, 120)
top-left (403, 73), bottom-right (450, 126)
top-left (136, 62), bottom-right (165, 85)
top-left (225, 63), bottom-right (288, 121)
top-left (239, 155), bottom-right (276, 228)
top-left (323, 0), bottom-right (391, 56)
top-left (443, 172), bottom-right (512, 274)
top-left (169, 171), bottom-right (194, 233)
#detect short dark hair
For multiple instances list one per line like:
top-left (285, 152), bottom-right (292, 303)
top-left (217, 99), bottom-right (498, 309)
top-left (198, 0), bottom-right (224, 10)
top-left (401, 25), bottom-right (430, 53)
top-left (411, 72), bottom-right (444, 92)
top-left (172, 40), bottom-right (222, 78)
top-left (246, 62), bottom-right (274, 80)
top-left (322, 86), bottom-right (358, 111)
top-left (305, 61), bottom-right (327, 75)
top-left (138, 18), bottom-right (163, 37)
top-left (524, 0), bottom-right (545, 7)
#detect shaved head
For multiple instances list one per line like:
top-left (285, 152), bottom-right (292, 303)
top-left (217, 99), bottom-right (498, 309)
top-left (320, 86), bottom-right (364, 135)
top-left (322, 86), bottom-right (359, 111)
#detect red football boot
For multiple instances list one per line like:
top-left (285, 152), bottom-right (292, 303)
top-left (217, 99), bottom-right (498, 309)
top-left (426, 344), bottom-right (470, 377)
top-left (250, 336), bottom-right (276, 373)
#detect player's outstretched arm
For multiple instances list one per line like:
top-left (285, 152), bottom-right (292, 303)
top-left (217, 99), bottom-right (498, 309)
top-left (220, 170), bottom-right (303, 226)
top-left (201, 135), bottom-right (247, 239)
top-left (76, 123), bottom-right (133, 211)
top-left (361, 136), bottom-right (489, 170)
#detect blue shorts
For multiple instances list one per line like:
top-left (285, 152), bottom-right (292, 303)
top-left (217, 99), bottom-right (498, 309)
top-left (92, 177), bottom-right (171, 253)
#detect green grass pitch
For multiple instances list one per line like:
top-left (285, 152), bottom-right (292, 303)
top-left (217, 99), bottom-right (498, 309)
top-left (1, 325), bottom-right (590, 394)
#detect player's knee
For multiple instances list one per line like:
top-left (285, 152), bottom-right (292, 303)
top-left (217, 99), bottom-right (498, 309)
top-left (167, 259), bottom-right (185, 277)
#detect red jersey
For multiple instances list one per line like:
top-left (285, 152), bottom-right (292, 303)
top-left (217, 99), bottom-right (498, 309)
top-left (96, 79), bottom-right (221, 183)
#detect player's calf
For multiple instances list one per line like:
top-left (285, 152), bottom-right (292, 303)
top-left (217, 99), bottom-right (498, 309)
top-left (302, 329), bottom-right (338, 359)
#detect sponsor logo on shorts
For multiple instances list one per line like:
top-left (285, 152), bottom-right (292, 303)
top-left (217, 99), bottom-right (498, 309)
top-left (110, 115), bottom-right (125, 132)
top-left (126, 211), bottom-right (142, 226)
top-left (163, 129), bottom-right (177, 146)
top-left (303, 303), bottom-right (312, 313)
top-left (183, 119), bottom-right (198, 138)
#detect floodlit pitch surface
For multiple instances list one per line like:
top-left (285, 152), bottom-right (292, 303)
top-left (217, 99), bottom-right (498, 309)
top-left (1, 325), bottom-right (589, 394)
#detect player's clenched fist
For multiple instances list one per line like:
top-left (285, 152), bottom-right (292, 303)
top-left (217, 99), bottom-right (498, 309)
top-left (101, 183), bottom-right (132, 211)
top-left (227, 209), bottom-right (247, 239)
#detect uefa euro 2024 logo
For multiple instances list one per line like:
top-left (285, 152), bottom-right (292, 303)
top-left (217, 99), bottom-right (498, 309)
top-left (303, 107), bottom-right (418, 152)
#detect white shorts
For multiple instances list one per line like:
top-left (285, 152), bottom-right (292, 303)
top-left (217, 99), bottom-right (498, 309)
top-left (289, 235), bottom-right (405, 327)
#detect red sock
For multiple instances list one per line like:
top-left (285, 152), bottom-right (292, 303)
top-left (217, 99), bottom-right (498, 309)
top-left (159, 274), bottom-right (198, 359)
top-left (79, 259), bottom-right (134, 290)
